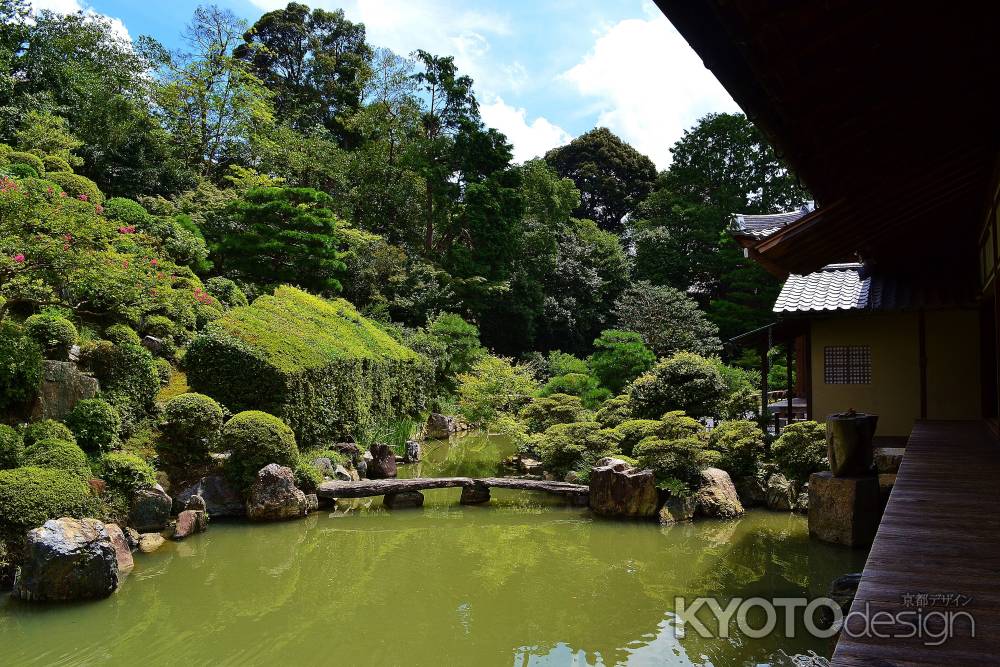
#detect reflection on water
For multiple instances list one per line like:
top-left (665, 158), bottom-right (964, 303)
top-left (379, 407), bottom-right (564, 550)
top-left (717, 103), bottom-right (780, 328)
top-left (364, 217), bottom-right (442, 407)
top-left (0, 434), bottom-right (866, 666)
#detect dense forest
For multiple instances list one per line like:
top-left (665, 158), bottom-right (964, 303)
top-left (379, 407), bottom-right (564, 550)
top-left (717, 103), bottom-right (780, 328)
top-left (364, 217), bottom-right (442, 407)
top-left (0, 1), bottom-right (806, 358)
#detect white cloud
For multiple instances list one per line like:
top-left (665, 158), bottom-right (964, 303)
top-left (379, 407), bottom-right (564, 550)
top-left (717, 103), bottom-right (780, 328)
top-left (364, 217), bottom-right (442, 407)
top-left (561, 12), bottom-right (740, 168)
top-left (481, 97), bottom-right (571, 163)
top-left (30, 0), bottom-right (131, 42)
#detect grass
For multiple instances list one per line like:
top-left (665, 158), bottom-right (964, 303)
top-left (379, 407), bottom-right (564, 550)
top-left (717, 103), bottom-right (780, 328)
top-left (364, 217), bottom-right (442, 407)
top-left (157, 368), bottom-right (189, 403)
top-left (354, 417), bottom-right (421, 455)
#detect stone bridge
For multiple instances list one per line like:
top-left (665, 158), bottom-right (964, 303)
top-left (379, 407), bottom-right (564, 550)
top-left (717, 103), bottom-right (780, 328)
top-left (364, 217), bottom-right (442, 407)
top-left (315, 477), bottom-right (590, 509)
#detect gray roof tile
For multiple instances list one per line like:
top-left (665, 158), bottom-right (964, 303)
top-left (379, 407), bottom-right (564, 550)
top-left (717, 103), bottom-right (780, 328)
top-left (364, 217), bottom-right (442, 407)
top-left (733, 202), bottom-right (815, 239)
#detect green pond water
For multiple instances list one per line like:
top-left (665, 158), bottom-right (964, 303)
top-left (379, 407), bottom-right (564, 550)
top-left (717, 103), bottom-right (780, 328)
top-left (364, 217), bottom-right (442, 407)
top-left (0, 435), bottom-right (866, 666)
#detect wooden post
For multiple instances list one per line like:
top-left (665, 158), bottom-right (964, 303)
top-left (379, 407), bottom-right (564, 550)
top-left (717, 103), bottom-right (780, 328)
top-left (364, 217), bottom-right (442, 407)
top-left (918, 309), bottom-right (928, 419)
top-left (804, 323), bottom-right (814, 421)
top-left (761, 342), bottom-right (770, 423)
top-left (786, 341), bottom-right (794, 423)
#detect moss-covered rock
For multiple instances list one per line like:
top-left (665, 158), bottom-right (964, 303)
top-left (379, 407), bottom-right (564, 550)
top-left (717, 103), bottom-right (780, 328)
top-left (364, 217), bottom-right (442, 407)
top-left (186, 287), bottom-right (431, 447)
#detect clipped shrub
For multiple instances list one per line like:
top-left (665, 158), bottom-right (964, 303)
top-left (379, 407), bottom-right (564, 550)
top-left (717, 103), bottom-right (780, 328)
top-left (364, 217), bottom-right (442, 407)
top-left (23, 438), bottom-right (91, 479)
top-left (594, 393), bottom-right (633, 428)
top-left (709, 420), bottom-right (765, 478)
top-left (7, 151), bottom-right (44, 174)
top-left (23, 313), bottom-right (77, 360)
top-left (711, 359), bottom-right (760, 420)
top-left (65, 398), bottom-right (121, 454)
top-left (293, 458), bottom-right (323, 492)
top-left (634, 436), bottom-right (714, 491)
top-left (0, 322), bottom-right (43, 411)
top-left (545, 351), bottom-right (589, 379)
top-left (629, 352), bottom-right (728, 419)
top-left (534, 421), bottom-right (621, 477)
top-left (771, 420), bottom-right (828, 481)
top-left (588, 329), bottom-right (656, 394)
top-left (0, 425), bottom-right (24, 469)
top-left (84, 340), bottom-right (159, 430)
top-left (44, 171), bottom-right (104, 204)
top-left (612, 419), bottom-right (663, 457)
top-left (41, 154), bottom-right (72, 173)
top-left (539, 372), bottom-right (612, 409)
top-left (22, 419), bottom-right (76, 448)
top-left (102, 197), bottom-right (151, 225)
top-left (158, 392), bottom-right (224, 467)
top-left (194, 303), bottom-right (222, 329)
top-left (104, 324), bottom-right (141, 347)
top-left (204, 277), bottom-right (249, 309)
top-left (519, 394), bottom-right (590, 433)
top-left (98, 451), bottom-right (156, 495)
top-left (142, 314), bottom-right (175, 340)
top-left (0, 467), bottom-right (90, 539)
top-left (457, 355), bottom-right (538, 426)
top-left (187, 287), bottom-right (432, 448)
top-left (154, 357), bottom-right (173, 385)
top-left (222, 410), bottom-right (299, 489)
top-left (7, 162), bottom-right (37, 179)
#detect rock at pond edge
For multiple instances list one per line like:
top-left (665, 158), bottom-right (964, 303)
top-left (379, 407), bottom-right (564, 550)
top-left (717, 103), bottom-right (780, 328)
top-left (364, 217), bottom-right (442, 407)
top-left (14, 517), bottom-right (119, 602)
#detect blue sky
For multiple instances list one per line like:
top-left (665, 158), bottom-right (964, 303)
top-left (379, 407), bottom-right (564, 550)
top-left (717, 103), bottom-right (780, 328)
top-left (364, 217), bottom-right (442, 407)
top-left (32, 0), bottom-right (739, 168)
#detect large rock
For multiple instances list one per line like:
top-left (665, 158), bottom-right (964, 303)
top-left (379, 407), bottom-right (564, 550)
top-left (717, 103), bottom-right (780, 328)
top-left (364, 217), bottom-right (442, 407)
top-left (105, 524), bottom-right (134, 572)
top-left (13, 517), bottom-right (118, 601)
top-left (694, 468), bottom-right (745, 519)
top-left (519, 457), bottom-right (544, 476)
top-left (129, 484), bottom-right (172, 532)
top-left (334, 464), bottom-right (357, 482)
top-left (808, 472), bottom-right (880, 547)
top-left (588, 459), bottom-right (658, 518)
top-left (366, 444), bottom-right (397, 479)
top-left (138, 533), bottom-right (166, 554)
top-left (383, 491), bottom-right (424, 509)
top-left (658, 495), bottom-right (696, 525)
top-left (425, 413), bottom-right (458, 439)
top-left (246, 464), bottom-right (307, 521)
top-left (312, 457), bottom-right (335, 478)
top-left (173, 476), bottom-right (245, 518)
top-left (734, 474), bottom-right (768, 507)
top-left (30, 360), bottom-right (99, 421)
top-left (404, 439), bottom-right (422, 463)
top-left (172, 510), bottom-right (208, 540)
top-left (874, 447), bottom-right (904, 474)
top-left (460, 481), bottom-right (491, 505)
top-left (765, 473), bottom-right (798, 511)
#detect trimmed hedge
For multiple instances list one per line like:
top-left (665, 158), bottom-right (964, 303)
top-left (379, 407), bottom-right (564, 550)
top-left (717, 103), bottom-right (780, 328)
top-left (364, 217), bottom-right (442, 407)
top-left (23, 438), bottom-right (92, 479)
top-left (22, 419), bottom-right (76, 448)
top-left (186, 286), bottom-right (431, 447)
top-left (41, 154), bottom-right (72, 173)
top-left (158, 392), bottom-right (223, 467)
top-left (0, 467), bottom-right (90, 538)
top-left (104, 324), bottom-right (141, 347)
top-left (99, 451), bottom-right (155, 495)
top-left (24, 313), bottom-right (78, 360)
top-left (222, 410), bottom-right (299, 489)
top-left (0, 322), bottom-right (43, 411)
top-left (0, 425), bottom-right (23, 469)
top-left (44, 171), bottom-right (104, 204)
top-left (85, 340), bottom-right (159, 431)
top-left (771, 420), bottom-right (828, 482)
top-left (709, 420), bottom-right (765, 478)
top-left (7, 151), bottom-right (44, 174)
top-left (65, 398), bottom-right (121, 454)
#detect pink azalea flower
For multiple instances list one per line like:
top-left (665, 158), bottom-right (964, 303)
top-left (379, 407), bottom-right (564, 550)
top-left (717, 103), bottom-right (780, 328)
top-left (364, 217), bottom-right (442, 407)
top-left (150, 258), bottom-right (158, 267)
top-left (13, 253), bottom-right (25, 263)
top-left (95, 204), bottom-right (104, 214)
top-left (77, 194), bottom-right (89, 202)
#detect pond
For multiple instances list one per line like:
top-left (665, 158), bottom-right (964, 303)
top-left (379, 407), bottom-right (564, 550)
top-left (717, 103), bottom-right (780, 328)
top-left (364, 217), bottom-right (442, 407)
top-left (0, 434), bottom-right (866, 666)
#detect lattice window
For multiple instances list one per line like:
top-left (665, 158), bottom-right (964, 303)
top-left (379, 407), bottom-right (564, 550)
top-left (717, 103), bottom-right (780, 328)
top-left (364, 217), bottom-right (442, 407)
top-left (824, 345), bottom-right (872, 384)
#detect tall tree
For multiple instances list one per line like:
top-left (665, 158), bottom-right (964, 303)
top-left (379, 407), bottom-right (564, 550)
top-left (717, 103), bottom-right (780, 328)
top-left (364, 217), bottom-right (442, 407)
top-left (544, 127), bottom-right (657, 233)
top-left (234, 2), bottom-right (371, 144)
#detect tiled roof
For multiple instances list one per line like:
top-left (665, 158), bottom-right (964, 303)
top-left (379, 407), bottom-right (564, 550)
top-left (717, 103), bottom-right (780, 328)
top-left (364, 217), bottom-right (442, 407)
top-left (733, 202), bottom-right (815, 239)
top-left (774, 264), bottom-right (975, 314)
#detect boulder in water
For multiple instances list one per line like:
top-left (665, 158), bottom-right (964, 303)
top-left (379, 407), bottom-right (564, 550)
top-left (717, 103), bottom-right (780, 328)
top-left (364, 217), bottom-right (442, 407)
top-left (138, 533), bottom-right (166, 554)
top-left (765, 473), bottom-right (798, 511)
top-left (173, 510), bottom-right (208, 539)
top-left (366, 444), bottom-right (397, 479)
top-left (173, 476), bottom-right (245, 518)
top-left (404, 439), bottom-right (422, 463)
top-left (105, 523), bottom-right (134, 572)
top-left (129, 484), bottom-right (172, 532)
top-left (383, 491), bottom-right (424, 509)
top-left (694, 468), bottom-right (744, 518)
top-left (588, 458), bottom-right (658, 518)
top-left (14, 517), bottom-right (119, 601)
top-left (246, 464), bottom-right (307, 521)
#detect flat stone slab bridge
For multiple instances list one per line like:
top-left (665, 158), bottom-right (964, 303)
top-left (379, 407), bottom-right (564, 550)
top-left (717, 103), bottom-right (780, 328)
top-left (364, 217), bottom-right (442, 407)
top-left (316, 477), bottom-right (590, 508)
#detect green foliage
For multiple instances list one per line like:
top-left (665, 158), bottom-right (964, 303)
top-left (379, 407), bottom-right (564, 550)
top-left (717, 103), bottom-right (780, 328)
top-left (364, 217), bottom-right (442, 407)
top-left (98, 451), bottom-right (155, 495)
top-left (534, 421), bottom-right (621, 477)
top-left (587, 329), bottom-right (656, 394)
top-left (142, 314), bottom-right (175, 339)
top-left (545, 351), bottom-right (589, 378)
top-left (611, 420), bottom-right (663, 457)
top-left (104, 324), bottom-right (141, 347)
top-left (519, 394), bottom-right (590, 434)
top-left (186, 287), bottom-right (430, 447)
top-left (154, 357), bottom-right (173, 385)
top-left (709, 420), bottom-right (765, 478)
top-left (711, 359), bottom-right (760, 420)
top-left (65, 398), bottom-right (121, 454)
top-left (634, 434), bottom-right (714, 490)
top-left (23, 438), bottom-right (92, 479)
top-left (293, 458), bottom-right (324, 492)
top-left (771, 420), bottom-right (828, 481)
top-left (544, 127), bottom-right (657, 233)
top-left (0, 322), bottom-right (43, 410)
top-left (85, 340), bottom-right (160, 430)
top-left (41, 154), bottom-right (72, 173)
top-left (538, 372), bottom-right (611, 409)
top-left (222, 410), bottom-right (300, 489)
top-left (22, 420), bottom-right (75, 448)
top-left (215, 187), bottom-right (346, 294)
top-left (103, 197), bottom-right (151, 226)
top-left (457, 355), bottom-right (539, 426)
top-left (614, 281), bottom-right (722, 358)
top-left (23, 313), bottom-right (77, 360)
top-left (158, 392), bottom-right (224, 467)
top-left (595, 393), bottom-right (633, 428)
top-left (425, 312), bottom-right (484, 393)
top-left (205, 276), bottom-right (248, 309)
top-left (0, 467), bottom-right (90, 539)
top-left (629, 352), bottom-right (728, 419)
top-left (6, 162), bottom-right (37, 178)
top-left (7, 151), bottom-right (44, 175)
top-left (0, 425), bottom-right (24, 469)
top-left (44, 171), bottom-right (104, 204)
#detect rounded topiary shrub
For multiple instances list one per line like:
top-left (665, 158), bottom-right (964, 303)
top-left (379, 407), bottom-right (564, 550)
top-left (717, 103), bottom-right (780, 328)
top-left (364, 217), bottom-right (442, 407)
top-left (65, 398), bottom-right (121, 454)
top-left (103, 324), bottom-right (141, 347)
top-left (22, 419), bottom-right (76, 448)
top-left (0, 467), bottom-right (90, 538)
top-left (634, 435), bottom-right (714, 491)
top-left (84, 339), bottom-right (159, 432)
top-left (23, 438), bottom-right (91, 479)
top-left (204, 277), bottom-right (248, 309)
top-left (7, 162), bottom-right (37, 179)
top-left (7, 151), bottom-right (44, 175)
top-left (629, 352), bottom-right (728, 420)
top-left (222, 410), bottom-right (299, 489)
top-left (0, 322), bottom-right (43, 411)
top-left (142, 314), bottom-right (175, 340)
top-left (158, 392), bottom-right (224, 467)
top-left (44, 171), bottom-right (104, 204)
top-left (771, 420), bottom-right (828, 482)
top-left (0, 425), bottom-right (24, 470)
top-left (98, 451), bottom-right (155, 495)
top-left (154, 357), bottom-right (173, 385)
top-left (41, 154), bottom-right (72, 173)
top-left (23, 313), bottom-right (78, 360)
top-left (102, 197), bottom-right (151, 226)
top-left (708, 419), bottom-right (766, 478)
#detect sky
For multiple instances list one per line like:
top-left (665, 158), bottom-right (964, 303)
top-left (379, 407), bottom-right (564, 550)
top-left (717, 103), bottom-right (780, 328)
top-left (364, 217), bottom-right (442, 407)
top-left (29, 0), bottom-right (740, 169)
